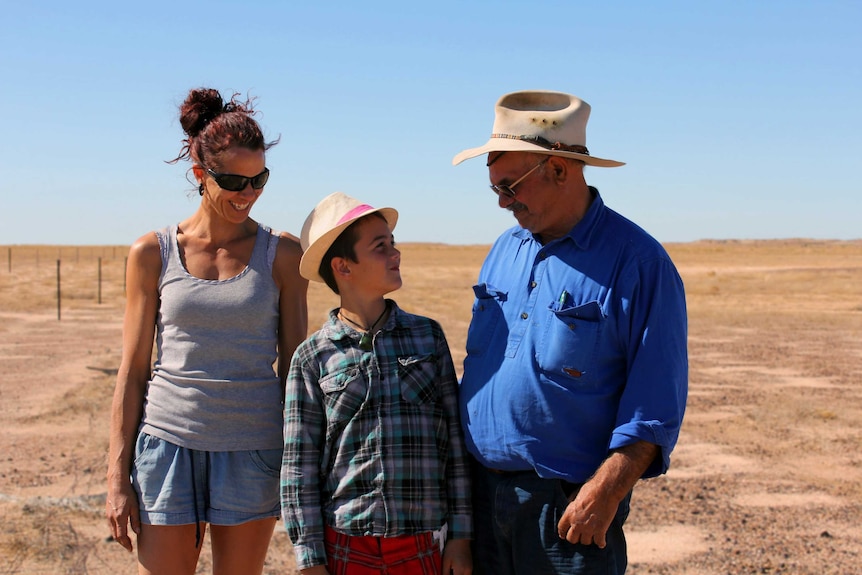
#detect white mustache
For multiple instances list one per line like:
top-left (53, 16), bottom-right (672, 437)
top-left (507, 201), bottom-right (527, 213)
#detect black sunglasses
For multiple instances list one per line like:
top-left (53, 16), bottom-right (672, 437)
top-left (206, 167), bottom-right (270, 192)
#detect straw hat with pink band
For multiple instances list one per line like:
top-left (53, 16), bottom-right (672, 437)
top-left (452, 90), bottom-right (625, 168)
top-left (299, 192), bottom-right (399, 283)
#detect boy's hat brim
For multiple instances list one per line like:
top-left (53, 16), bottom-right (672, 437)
top-left (300, 192), bottom-right (398, 282)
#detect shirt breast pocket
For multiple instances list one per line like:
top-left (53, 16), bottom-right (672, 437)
top-left (537, 300), bottom-right (604, 384)
top-left (319, 367), bottom-right (368, 424)
top-left (466, 283), bottom-right (507, 357)
top-left (398, 354), bottom-right (439, 406)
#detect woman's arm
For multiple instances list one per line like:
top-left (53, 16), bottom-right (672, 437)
top-left (105, 233), bottom-right (162, 552)
top-left (273, 232), bottom-right (308, 384)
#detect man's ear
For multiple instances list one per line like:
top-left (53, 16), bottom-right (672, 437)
top-left (548, 156), bottom-right (567, 183)
top-left (548, 157), bottom-right (583, 185)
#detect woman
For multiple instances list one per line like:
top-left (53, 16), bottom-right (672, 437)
top-left (106, 87), bottom-right (308, 575)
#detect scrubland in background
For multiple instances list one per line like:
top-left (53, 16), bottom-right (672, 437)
top-left (0, 240), bottom-right (860, 574)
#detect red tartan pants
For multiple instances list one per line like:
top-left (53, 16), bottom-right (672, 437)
top-left (324, 525), bottom-right (442, 575)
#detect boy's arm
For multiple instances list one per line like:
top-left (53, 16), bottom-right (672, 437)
top-left (435, 330), bottom-right (474, 542)
top-left (281, 348), bottom-right (329, 570)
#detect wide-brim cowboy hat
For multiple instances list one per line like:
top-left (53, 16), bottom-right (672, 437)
top-left (300, 192), bottom-right (398, 282)
top-left (452, 90), bottom-right (624, 168)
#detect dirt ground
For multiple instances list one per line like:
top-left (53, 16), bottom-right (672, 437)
top-left (0, 240), bottom-right (860, 574)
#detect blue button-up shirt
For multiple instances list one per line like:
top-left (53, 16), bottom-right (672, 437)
top-left (460, 189), bottom-right (688, 483)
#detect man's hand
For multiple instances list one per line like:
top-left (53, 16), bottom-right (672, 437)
top-left (556, 441), bottom-right (659, 546)
top-left (556, 480), bottom-right (618, 547)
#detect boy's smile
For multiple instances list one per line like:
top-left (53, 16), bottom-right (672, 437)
top-left (345, 215), bottom-right (402, 297)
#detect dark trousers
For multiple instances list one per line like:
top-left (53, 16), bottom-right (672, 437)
top-left (471, 461), bottom-right (631, 575)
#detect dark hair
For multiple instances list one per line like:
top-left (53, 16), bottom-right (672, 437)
top-left (318, 213), bottom-right (388, 294)
top-left (168, 88), bottom-right (280, 172)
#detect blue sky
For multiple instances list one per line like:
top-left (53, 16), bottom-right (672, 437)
top-left (1, 0), bottom-right (859, 246)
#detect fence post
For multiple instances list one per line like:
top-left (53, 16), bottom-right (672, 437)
top-left (57, 260), bottom-right (61, 321)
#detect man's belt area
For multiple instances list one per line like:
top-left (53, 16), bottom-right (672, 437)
top-left (486, 467), bottom-right (583, 500)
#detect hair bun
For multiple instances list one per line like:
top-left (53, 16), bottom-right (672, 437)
top-left (179, 88), bottom-right (226, 138)
top-left (168, 87), bottom-right (272, 168)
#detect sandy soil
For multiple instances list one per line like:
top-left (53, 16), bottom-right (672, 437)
top-left (0, 240), bottom-right (860, 574)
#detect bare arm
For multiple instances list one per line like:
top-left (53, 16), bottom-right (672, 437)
top-left (105, 233), bottom-right (161, 552)
top-left (557, 440), bottom-right (659, 547)
top-left (273, 233), bottom-right (308, 384)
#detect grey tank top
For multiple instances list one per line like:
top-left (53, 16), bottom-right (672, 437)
top-left (140, 224), bottom-right (283, 451)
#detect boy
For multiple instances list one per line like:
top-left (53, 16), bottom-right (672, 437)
top-left (281, 192), bottom-right (473, 575)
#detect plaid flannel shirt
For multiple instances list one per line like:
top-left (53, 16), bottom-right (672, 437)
top-left (281, 300), bottom-right (473, 570)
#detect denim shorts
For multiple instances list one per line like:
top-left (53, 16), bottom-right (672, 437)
top-left (131, 432), bottom-right (282, 526)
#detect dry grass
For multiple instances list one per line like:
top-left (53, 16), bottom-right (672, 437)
top-left (1, 239), bottom-right (861, 574)
top-left (0, 246), bottom-right (128, 315)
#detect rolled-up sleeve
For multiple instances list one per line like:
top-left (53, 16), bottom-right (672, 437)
top-left (610, 257), bottom-right (688, 478)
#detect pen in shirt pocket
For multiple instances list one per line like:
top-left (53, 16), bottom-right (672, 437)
top-left (558, 290), bottom-right (568, 308)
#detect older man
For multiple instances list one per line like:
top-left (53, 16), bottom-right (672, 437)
top-left (453, 90), bottom-right (688, 574)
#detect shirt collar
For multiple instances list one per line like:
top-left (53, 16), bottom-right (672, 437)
top-left (511, 186), bottom-right (604, 250)
top-left (322, 299), bottom-right (404, 343)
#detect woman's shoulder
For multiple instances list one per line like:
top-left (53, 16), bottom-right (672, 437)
top-left (266, 228), bottom-right (306, 289)
top-left (129, 231), bottom-right (163, 262)
top-left (125, 230), bottom-right (165, 281)
top-left (275, 230), bottom-right (302, 254)
top-left (272, 231), bottom-right (302, 268)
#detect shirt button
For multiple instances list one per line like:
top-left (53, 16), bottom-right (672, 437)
top-left (530, 281), bottom-right (537, 288)
top-left (521, 312), bottom-right (528, 320)
top-left (568, 323), bottom-right (576, 330)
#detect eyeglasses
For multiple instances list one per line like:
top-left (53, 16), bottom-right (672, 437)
top-left (489, 158), bottom-right (548, 198)
top-left (206, 167), bottom-right (270, 192)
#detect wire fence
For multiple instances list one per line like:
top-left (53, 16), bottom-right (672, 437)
top-left (0, 245), bottom-right (130, 318)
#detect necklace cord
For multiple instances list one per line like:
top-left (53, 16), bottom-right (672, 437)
top-left (339, 303), bottom-right (388, 333)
